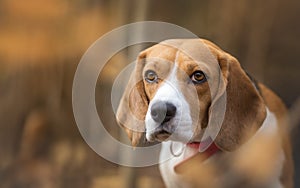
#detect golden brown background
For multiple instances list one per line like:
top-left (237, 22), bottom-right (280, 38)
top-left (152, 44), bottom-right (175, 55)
top-left (0, 0), bottom-right (299, 187)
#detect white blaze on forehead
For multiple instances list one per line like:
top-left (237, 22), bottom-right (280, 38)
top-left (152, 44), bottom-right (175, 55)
top-left (149, 50), bottom-right (186, 112)
top-left (145, 50), bottom-right (195, 143)
top-left (150, 50), bottom-right (182, 101)
top-left (169, 50), bottom-right (180, 82)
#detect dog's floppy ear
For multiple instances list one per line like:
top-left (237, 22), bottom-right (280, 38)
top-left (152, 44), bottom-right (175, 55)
top-left (207, 43), bottom-right (267, 151)
top-left (116, 50), bottom-right (149, 147)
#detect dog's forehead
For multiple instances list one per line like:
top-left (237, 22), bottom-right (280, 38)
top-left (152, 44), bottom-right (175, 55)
top-left (146, 39), bottom-right (218, 73)
top-left (146, 44), bottom-right (178, 62)
top-left (148, 39), bottom-right (216, 63)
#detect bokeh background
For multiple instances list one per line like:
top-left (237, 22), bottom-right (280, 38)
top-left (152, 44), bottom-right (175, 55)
top-left (0, 0), bottom-right (299, 187)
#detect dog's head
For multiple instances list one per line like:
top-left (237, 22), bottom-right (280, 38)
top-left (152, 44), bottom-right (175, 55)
top-left (116, 39), bottom-right (266, 151)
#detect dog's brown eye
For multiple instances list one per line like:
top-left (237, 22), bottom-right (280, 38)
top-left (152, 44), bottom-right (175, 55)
top-left (145, 70), bottom-right (158, 83)
top-left (191, 71), bottom-right (207, 84)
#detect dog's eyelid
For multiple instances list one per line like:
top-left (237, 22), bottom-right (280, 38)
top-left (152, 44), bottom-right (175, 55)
top-left (191, 70), bottom-right (209, 78)
top-left (144, 69), bottom-right (156, 76)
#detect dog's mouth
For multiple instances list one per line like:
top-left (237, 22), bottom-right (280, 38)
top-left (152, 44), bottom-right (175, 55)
top-left (148, 126), bottom-right (172, 142)
top-left (154, 129), bottom-right (171, 141)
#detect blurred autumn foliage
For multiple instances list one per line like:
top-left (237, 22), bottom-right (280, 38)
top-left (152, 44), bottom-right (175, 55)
top-left (0, 0), bottom-right (299, 188)
top-left (0, 0), bottom-right (112, 66)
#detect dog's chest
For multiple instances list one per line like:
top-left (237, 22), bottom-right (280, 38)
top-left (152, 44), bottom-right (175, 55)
top-left (158, 141), bottom-right (198, 188)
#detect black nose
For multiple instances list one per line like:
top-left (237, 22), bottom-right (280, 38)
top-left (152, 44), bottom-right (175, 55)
top-left (150, 101), bottom-right (177, 123)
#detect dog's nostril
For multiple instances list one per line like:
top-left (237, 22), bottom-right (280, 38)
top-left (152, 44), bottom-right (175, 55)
top-left (166, 102), bottom-right (176, 117)
top-left (150, 102), bottom-right (166, 123)
top-left (151, 101), bottom-right (176, 123)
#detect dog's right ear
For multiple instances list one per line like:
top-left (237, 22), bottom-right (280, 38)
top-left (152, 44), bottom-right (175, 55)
top-left (116, 50), bottom-right (149, 147)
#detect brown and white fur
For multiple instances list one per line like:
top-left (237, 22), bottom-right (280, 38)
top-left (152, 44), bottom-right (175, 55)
top-left (116, 39), bottom-right (293, 188)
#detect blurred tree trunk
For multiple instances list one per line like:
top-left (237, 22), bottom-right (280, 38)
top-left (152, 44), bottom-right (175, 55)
top-left (115, 1), bottom-right (149, 188)
top-left (243, 0), bottom-right (280, 81)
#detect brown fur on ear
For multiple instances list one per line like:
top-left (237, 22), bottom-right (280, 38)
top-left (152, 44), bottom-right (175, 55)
top-left (206, 43), bottom-right (267, 151)
top-left (116, 51), bottom-right (149, 147)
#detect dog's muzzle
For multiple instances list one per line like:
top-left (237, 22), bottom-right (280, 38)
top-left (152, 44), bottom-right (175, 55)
top-left (150, 101), bottom-right (177, 140)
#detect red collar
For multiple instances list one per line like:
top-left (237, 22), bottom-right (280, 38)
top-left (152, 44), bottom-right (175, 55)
top-left (187, 141), bottom-right (220, 161)
top-left (174, 138), bottom-right (221, 173)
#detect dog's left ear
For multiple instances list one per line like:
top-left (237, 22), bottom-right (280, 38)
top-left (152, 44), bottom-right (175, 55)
top-left (206, 42), bottom-right (267, 151)
top-left (116, 50), bottom-right (149, 147)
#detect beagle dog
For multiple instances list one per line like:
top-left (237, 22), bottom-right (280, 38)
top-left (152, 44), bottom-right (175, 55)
top-left (116, 39), bottom-right (293, 188)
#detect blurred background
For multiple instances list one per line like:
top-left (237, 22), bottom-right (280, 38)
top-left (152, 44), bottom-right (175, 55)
top-left (0, 0), bottom-right (299, 187)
